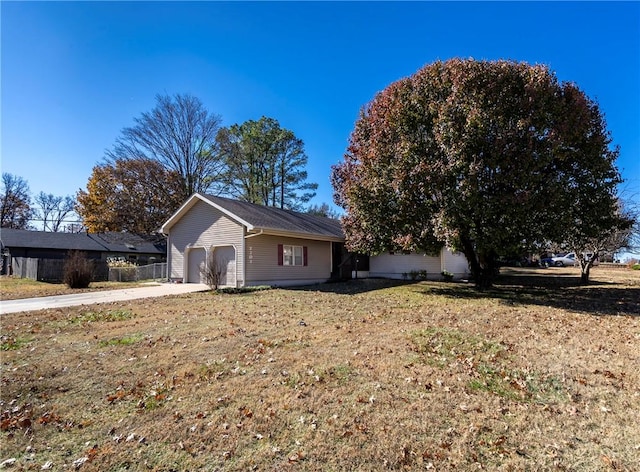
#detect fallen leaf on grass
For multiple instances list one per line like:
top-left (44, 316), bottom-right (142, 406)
top-left (72, 457), bottom-right (88, 469)
top-left (288, 451), bottom-right (305, 462)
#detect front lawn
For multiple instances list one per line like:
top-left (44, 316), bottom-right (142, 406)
top-left (0, 276), bottom-right (145, 300)
top-left (1, 268), bottom-right (638, 470)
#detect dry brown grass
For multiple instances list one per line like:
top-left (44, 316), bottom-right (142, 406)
top-left (0, 276), bottom-right (144, 300)
top-left (1, 267), bottom-right (639, 471)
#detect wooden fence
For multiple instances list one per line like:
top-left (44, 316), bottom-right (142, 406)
top-left (10, 257), bottom-right (109, 282)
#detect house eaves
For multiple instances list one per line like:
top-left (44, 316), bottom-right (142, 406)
top-left (162, 193), bottom-right (345, 242)
top-left (246, 228), bottom-right (344, 243)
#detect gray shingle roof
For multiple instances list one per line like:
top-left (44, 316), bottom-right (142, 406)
top-left (0, 228), bottom-right (165, 255)
top-left (200, 195), bottom-right (344, 239)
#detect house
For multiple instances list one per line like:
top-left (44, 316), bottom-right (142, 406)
top-left (0, 228), bottom-right (166, 277)
top-left (161, 194), bottom-right (346, 287)
top-left (368, 249), bottom-right (469, 280)
top-left (161, 193), bottom-right (469, 287)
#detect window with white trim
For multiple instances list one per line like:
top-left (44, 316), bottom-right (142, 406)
top-left (283, 245), bottom-right (303, 266)
top-left (278, 244), bottom-right (308, 266)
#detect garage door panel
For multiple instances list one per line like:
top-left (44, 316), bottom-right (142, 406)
top-left (214, 246), bottom-right (236, 287)
top-left (187, 248), bottom-right (206, 283)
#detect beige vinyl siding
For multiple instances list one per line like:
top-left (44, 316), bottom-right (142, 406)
top-left (168, 200), bottom-right (244, 284)
top-left (369, 252), bottom-right (442, 280)
top-left (245, 234), bottom-right (331, 285)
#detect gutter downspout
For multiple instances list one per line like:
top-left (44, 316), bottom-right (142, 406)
top-left (244, 229), bottom-right (264, 239)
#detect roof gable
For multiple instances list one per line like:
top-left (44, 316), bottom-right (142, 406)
top-left (161, 193), bottom-right (344, 241)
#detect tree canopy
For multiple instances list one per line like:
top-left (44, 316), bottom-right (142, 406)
top-left (76, 158), bottom-right (184, 234)
top-left (332, 59), bottom-right (627, 287)
top-left (106, 93), bottom-right (224, 200)
top-left (217, 116), bottom-right (317, 210)
top-left (306, 203), bottom-right (342, 220)
top-left (34, 192), bottom-right (76, 232)
top-left (559, 198), bottom-right (634, 282)
top-left (1, 173), bottom-right (33, 229)
top-left (80, 98), bottom-right (321, 232)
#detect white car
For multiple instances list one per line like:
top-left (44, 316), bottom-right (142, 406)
top-left (551, 252), bottom-right (598, 267)
top-left (551, 253), bottom-right (576, 266)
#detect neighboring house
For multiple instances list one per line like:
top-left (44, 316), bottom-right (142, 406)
top-left (161, 194), bottom-right (346, 287)
top-left (161, 193), bottom-right (469, 287)
top-left (0, 228), bottom-right (166, 277)
top-left (368, 249), bottom-right (469, 280)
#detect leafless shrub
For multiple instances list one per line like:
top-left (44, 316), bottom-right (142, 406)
top-left (201, 251), bottom-right (223, 290)
top-left (63, 251), bottom-right (94, 289)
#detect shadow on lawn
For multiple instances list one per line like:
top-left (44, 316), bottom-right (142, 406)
top-left (294, 271), bottom-right (639, 317)
top-left (419, 277), bottom-right (640, 317)
top-left (291, 278), bottom-right (413, 295)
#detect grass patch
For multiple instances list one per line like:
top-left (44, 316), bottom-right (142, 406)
top-left (69, 309), bottom-right (135, 324)
top-left (0, 276), bottom-right (145, 300)
top-left (411, 327), bottom-right (506, 368)
top-left (196, 359), bottom-right (229, 381)
top-left (323, 363), bottom-right (356, 385)
top-left (411, 327), bottom-right (565, 403)
top-left (105, 378), bottom-right (172, 411)
top-left (0, 335), bottom-right (32, 351)
top-left (469, 365), bottom-right (566, 403)
top-left (98, 334), bottom-right (143, 347)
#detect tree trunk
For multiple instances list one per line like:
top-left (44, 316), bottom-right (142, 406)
top-left (577, 251), bottom-right (597, 285)
top-left (580, 261), bottom-right (592, 285)
top-left (475, 266), bottom-right (495, 290)
top-left (460, 237), bottom-right (496, 289)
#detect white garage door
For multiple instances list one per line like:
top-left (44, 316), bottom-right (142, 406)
top-left (187, 247), bottom-right (206, 283)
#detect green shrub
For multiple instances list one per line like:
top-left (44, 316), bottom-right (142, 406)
top-left (441, 270), bottom-right (454, 281)
top-left (63, 251), bottom-right (94, 289)
top-left (408, 269), bottom-right (427, 281)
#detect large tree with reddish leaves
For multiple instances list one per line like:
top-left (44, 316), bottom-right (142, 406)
top-left (332, 59), bottom-right (627, 288)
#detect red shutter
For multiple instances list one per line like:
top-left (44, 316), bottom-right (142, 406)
top-left (303, 246), bottom-right (308, 266)
top-left (277, 244), bottom-right (283, 266)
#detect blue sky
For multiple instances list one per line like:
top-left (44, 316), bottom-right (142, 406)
top-left (2, 2), bottom-right (639, 224)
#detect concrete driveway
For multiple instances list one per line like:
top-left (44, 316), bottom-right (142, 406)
top-left (0, 283), bottom-right (210, 315)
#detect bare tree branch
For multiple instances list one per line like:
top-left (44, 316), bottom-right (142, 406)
top-left (1, 173), bottom-right (33, 229)
top-left (106, 94), bottom-right (224, 199)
